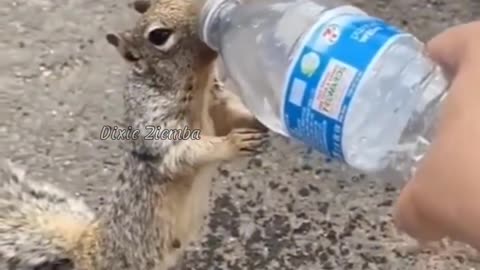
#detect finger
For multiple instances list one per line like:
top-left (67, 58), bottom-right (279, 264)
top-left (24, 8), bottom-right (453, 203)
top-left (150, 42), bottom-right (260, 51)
top-left (426, 21), bottom-right (480, 75)
top-left (393, 180), bottom-right (447, 243)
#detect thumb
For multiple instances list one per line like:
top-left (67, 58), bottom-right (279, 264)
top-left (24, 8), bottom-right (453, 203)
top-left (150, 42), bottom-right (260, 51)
top-left (426, 21), bottom-right (480, 76)
top-left (393, 180), bottom-right (448, 243)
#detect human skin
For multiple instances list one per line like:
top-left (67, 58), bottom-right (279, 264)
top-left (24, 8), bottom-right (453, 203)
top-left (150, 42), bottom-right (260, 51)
top-left (393, 21), bottom-right (480, 250)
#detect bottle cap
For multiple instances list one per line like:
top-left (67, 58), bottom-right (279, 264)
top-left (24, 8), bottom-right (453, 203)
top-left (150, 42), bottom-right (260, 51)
top-left (199, 0), bottom-right (225, 49)
top-left (198, 0), bottom-right (240, 50)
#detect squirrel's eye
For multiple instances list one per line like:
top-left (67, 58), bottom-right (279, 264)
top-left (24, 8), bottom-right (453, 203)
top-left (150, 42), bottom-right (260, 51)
top-left (144, 24), bottom-right (177, 52)
top-left (148, 28), bottom-right (173, 46)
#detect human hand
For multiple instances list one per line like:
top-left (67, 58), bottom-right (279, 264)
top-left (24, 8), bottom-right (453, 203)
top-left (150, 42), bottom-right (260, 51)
top-left (393, 21), bottom-right (480, 250)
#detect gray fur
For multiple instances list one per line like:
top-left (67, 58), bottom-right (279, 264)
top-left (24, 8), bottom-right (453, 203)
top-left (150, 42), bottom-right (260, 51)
top-left (0, 159), bottom-right (94, 269)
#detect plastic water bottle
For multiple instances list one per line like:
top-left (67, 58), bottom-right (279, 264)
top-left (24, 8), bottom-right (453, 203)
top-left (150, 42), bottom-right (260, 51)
top-left (198, 0), bottom-right (449, 181)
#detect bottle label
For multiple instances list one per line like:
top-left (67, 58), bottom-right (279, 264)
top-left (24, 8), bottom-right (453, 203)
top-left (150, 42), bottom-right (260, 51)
top-left (282, 11), bottom-right (405, 162)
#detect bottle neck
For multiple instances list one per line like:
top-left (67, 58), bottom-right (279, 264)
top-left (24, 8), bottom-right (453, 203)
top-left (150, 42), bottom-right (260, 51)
top-left (198, 0), bottom-right (240, 51)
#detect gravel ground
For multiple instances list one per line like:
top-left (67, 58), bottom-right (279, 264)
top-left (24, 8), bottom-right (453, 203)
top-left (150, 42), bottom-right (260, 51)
top-left (1, 0), bottom-right (480, 269)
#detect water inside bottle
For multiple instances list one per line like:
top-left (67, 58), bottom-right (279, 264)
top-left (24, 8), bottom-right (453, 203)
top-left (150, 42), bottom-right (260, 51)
top-left (200, 0), bottom-right (450, 178)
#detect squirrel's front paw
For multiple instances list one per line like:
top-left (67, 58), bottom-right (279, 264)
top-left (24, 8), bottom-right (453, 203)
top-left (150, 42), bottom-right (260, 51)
top-left (227, 128), bottom-right (269, 156)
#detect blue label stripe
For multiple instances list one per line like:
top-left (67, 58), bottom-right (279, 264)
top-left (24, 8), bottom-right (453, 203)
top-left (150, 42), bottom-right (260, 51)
top-left (282, 14), bottom-right (403, 162)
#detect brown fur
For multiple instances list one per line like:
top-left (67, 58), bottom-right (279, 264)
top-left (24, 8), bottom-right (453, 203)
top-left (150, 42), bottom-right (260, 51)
top-left (98, 0), bottom-right (268, 269)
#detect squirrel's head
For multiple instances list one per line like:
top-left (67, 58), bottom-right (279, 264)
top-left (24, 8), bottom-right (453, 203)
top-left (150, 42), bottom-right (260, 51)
top-left (106, 0), bottom-right (217, 78)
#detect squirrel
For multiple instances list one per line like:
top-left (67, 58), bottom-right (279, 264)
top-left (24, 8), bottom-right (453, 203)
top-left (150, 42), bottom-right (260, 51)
top-left (0, 0), bottom-right (269, 269)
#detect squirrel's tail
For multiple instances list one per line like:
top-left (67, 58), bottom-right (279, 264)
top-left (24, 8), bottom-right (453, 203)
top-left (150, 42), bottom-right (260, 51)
top-left (0, 159), bottom-right (96, 269)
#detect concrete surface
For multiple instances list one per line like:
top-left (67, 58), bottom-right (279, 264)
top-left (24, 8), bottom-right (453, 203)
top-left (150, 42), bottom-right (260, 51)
top-left (1, 0), bottom-right (480, 269)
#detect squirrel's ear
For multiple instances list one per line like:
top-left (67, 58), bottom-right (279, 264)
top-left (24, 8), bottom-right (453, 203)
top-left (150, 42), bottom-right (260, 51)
top-left (132, 0), bottom-right (150, 13)
top-left (106, 32), bottom-right (141, 63)
top-left (106, 33), bottom-right (120, 47)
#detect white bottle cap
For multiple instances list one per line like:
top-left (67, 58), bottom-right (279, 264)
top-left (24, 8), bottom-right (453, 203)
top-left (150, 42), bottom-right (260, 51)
top-left (199, 0), bottom-right (224, 47)
top-left (199, 0), bottom-right (240, 50)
